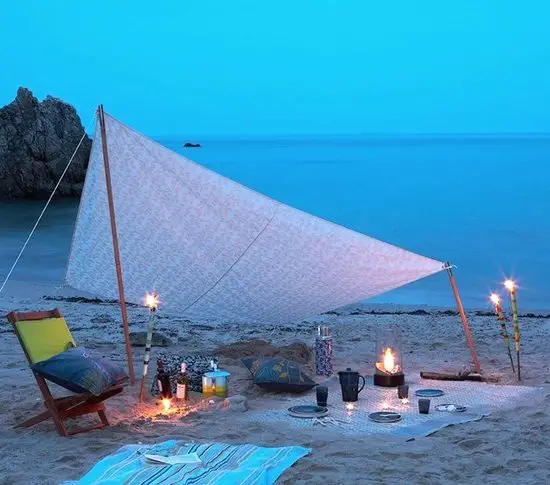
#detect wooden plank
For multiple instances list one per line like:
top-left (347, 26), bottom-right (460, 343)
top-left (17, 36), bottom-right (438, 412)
top-left (67, 422), bottom-right (107, 436)
top-left (18, 410), bottom-right (52, 428)
top-left (60, 402), bottom-right (105, 419)
top-left (6, 308), bottom-right (61, 324)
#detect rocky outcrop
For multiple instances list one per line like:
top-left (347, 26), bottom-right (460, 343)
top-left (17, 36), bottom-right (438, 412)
top-left (0, 87), bottom-right (92, 199)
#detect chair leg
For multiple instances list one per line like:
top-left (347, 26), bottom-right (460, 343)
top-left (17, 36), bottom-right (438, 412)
top-left (17, 409), bottom-right (53, 428)
top-left (17, 406), bottom-right (68, 437)
top-left (47, 404), bottom-right (69, 437)
top-left (53, 417), bottom-right (69, 437)
top-left (98, 409), bottom-right (110, 426)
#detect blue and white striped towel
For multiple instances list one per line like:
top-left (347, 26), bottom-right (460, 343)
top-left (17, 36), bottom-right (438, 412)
top-left (64, 440), bottom-right (310, 484)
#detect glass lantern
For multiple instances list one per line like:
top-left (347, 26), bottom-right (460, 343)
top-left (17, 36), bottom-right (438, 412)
top-left (373, 328), bottom-right (405, 387)
top-left (202, 366), bottom-right (231, 398)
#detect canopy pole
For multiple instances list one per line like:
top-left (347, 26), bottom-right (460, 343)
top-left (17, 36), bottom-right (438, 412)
top-left (98, 105), bottom-right (136, 385)
top-left (445, 262), bottom-right (481, 373)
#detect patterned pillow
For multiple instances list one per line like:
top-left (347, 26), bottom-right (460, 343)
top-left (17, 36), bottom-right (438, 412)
top-left (31, 347), bottom-right (128, 396)
top-left (242, 357), bottom-right (317, 393)
top-left (150, 354), bottom-right (219, 395)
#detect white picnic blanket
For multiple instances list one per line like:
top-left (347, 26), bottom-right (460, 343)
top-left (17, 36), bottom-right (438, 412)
top-left (246, 376), bottom-right (544, 439)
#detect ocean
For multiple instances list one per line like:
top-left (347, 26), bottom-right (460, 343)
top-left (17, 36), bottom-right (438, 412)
top-left (1, 135), bottom-right (549, 311)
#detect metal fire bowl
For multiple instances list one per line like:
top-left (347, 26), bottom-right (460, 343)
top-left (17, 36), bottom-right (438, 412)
top-left (373, 372), bottom-right (405, 388)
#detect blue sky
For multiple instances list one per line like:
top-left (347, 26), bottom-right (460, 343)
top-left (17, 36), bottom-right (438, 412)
top-left (2, 0), bottom-right (549, 135)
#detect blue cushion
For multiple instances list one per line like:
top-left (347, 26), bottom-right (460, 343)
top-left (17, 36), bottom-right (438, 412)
top-left (31, 347), bottom-right (128, 396)
top-left (242, 357), bottom-right (317, 393)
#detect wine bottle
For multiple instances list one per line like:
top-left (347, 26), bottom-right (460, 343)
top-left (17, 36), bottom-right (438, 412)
top-left (157, 359), bottom-right (172, 399)
top-left (176, 363), bottom-right (189, 400)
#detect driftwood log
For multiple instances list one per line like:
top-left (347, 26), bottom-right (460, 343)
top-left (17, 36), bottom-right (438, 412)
top-left (420, 371), bottom-right (484, 382)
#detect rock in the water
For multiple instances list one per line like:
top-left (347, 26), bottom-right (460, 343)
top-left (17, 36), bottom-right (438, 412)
top-left (183, 142), bottom-right (201, 148)
top-left (0, 87), bottom-right (92, 199)
top-left (90, 314), bottom-right (115, 324)
top-left (215, 395), bottom-right (248, 412)
top-left (129, 331), bottom-right (173, 347)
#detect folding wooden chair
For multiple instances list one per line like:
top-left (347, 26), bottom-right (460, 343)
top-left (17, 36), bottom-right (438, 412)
top-left (6, 308), bottom-right (125, 437)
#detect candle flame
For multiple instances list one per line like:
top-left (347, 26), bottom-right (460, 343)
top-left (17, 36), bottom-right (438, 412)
top-left (383, 348), bottom-right (396, 373)
top-left (490, 293), bottom-right (500, 305)
top-left (504, 280), bottom-right (516, 292)
top-left (144, 292), bottom-right (159, 310)
top-left (382, 402), bottom-right (390, 409)
top-left (401, 398), bottom-right (409, 404)
top-left (161, 398), bottom-right (171, 412)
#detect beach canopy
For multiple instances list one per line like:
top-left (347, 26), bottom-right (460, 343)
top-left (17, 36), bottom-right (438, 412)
top-left (65, 112), bottom-right (445, 324)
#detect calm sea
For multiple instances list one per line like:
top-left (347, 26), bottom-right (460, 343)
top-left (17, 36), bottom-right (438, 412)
top-left (1, 135), bottom-right (549, 311)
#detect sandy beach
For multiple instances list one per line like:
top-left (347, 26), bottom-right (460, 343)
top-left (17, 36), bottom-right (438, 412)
top-left (3, 1), bottom-right (550, 483)
top-left (1, 283), bottom-right (549, 485)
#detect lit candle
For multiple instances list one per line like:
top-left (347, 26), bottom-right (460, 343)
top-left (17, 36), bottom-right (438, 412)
top-left (504, 280), bottom-right (521, 380)
top-left (490, 293), bottom-right (515, 373)
top-left (162, 398), bottom-right (171, 412)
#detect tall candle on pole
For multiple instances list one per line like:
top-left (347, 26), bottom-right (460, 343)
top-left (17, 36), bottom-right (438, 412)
top-left (489, 293), bottom-right (515, 373)
top-left (504, 280), bottom-right (521, 380)
top-left (139, 292), bottom-right (159, 401)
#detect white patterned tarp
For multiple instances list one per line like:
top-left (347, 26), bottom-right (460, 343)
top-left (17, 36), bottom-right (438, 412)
top-left (245, 376), bottom-right (544, 438)
top-left (66, 114), bottom-right (444, 324)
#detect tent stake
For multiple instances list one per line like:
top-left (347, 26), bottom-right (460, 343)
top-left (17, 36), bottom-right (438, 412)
top-left (445, 262), bottom-right (481, 373)
top-left (98, 105), bottom-right (136, 385)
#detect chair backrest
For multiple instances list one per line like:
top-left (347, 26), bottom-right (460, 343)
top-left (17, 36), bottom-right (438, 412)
top-left (6, 309), bottom-right (75, 364)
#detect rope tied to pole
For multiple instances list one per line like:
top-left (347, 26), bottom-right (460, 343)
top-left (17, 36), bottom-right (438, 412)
top-left (0, 113), bottom-right (95, 295)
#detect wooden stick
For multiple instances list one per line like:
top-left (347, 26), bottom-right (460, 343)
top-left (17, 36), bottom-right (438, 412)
top-left (494, 301), bottom-right (516, 373)
top-left (98, 105), bottom-right (135, 385)
top-left (420, 371), bottom-right (484, 382)
top-left (139, 306), bottom-right (156, 401)
top-left (509, 286), bottom-right (521, 380)
top-left (445, 262), bottom-right (481, 374)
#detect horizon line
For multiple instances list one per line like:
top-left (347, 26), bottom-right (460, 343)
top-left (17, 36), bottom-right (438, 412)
top-left (152, 131), bottom-right (550, 140)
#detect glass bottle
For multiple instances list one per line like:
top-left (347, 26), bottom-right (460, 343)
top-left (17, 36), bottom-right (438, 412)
top-left (156, 359), bottom-right (172, 399)
top-left (176, 363), bottom-right (189, 400)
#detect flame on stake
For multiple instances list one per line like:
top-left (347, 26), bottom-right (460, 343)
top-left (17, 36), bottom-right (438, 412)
top-left (144, 292), bottom-right (159, 310)
top-left (504, 280), bottom-right (516, 292)
top-left (490, 293), bottom-right (500, 306)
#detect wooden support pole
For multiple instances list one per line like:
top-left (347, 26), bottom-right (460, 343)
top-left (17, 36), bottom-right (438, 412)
top-left (98, 105), bottom-right (136, 385)
top-left (445, 262), bottom-right (481, 374)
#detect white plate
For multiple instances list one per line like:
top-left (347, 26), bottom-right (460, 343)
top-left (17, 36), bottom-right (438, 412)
top-left (435, 404), bottom-right (467, 413)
